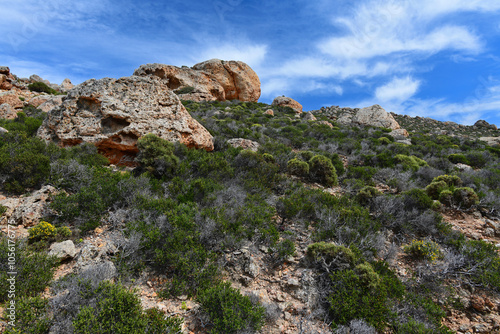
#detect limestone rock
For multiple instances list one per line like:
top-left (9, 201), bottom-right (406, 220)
top-left (227, 138), bottom-right (260, 152)
top-left (38, 95), bottom-right (63, 113)
top-left (304, 113), bottom-right (316, 121)
top-left (134, 59), bottom-right (261, 102)
top-left (0, 91), bottom-right (23, 109)
top-left (479, 137), bottom-right (500, 147)
top-left (49, 240), bottom-right (77, 260)
top-left (272, 96), bottom-right (303, 113)
top-left (37, 75), bottom-right (214, 165)
top-left (28, 95), bottom-right (52, 107)
top-left (474, 120), bottom-right (497, 130)
top-left (192, 59), bottom-right (261, 102)
top-left (352, 105), bottom-right (400, 130)
top-left (0, 186), bottom-right (57, 226)
top-left (391, 128), bottom-right (409, 139)
top-left (0, 103), bottom-right (17, 119)
top-left (60, 78), bottom-right (74, 92)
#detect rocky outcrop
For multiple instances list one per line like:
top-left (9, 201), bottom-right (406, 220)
top-left (134, 59), bottom-right (261, 102)
top-left (339, 105), bottom-right (400, 130)
top-left (304, 113), bottom-right (316, 121)
top-left (227, 138), bottom-right (260, 152)
top-left (28, 95), bottom-right (53, 107)
top-left (391, 128), bottom-right (409, 139)
top-left (37, 96), bottom-right (63, 113)
top-left (37, 75), bottom-right (214, 165)
top-left (0, 103), bottom-right (16, 119)
top-left (0, 91), bottom-right (23, 110)
top-left (479, 137), bottom-right (500, 148)
top-left (60, 78), bottom-right (74, 92)
top-left (271, 96), bottom-right (303, 113)
top-left (475, 120), bottom-right (497, 131)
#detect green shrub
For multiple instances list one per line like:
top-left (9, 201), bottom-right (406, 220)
top-left (0, 204), bottom-right (7, 216)
top-left (346, 166), bottom-right (377, 185)
top-left (404, 239), bottom-right (442, 262)
top-left (28, 82), bottom-right (59, 94)
top-left (0, 238), bottom-right (57, 302)
top-left (306, 242), bottom-right (358, 270)
top-left (438, 190), bottom-right (453, 206)
top-left (262, 153), bottom-right (275, 163)
top-left (136, 134), bottom-right (179, 178)
top-left (73, 280), bottom-right (182, 334)
top-left (4, 296), bottom-right (52, 334)
top-left (403, 189), bottom-right (433, 210)
top-left (395, 154), bottom-right (428, 171)
top-left (465, 152), bottom-right (487, 168)
top-left (175, 86), bottom-right (195, 95)
top-left (425, 181), bottom-right (448, 199)
top-left (452, 187), bottom-right (479, 209)
top-left (287, 158), bottom-right (309, 177)
top-left (378, 137), bottom-right (392, 145)
top-left (272, 239), bottom-right (296, 263)
top-left (299, 151), bottom-right (315, 161)
top-left (28, 221), bottom-right (57, 242)
top-left (197, 281), bottom-right (265, 334)
top-left (448, 154), bottom-right (469, 165)
top-left (56, 226), bottom-right (72, 239)
top-left (356, 186), bottom-right (381, 205)
top-left (433, 175), bottom-right (462, 187)
top-left (309, 155), bottom-right (338, 186)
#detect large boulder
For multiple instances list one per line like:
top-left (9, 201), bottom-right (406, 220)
top-left (227, 138), bottom-right (260, 152)
top-left (37, 75), bottom-right (214, 165)
top-left (134, 59), bottom-right (261, 102)
top-left (49, 240), bottom-right (77, 260)
top-left (0, 91), bottom-right (23, 109)
top-left (479, 137), bottom-right (500, 148)
top-left (60, 78), bottom-right (74, 92)
top-left (474, 120), bottom-right (497, 130)
top-left (271, 96), bottom-right (303, 113)
top-left (337, 104), bottom-right (400, 130)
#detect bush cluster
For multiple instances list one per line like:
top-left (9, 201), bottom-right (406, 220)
top-left (425, 175), bottom-right (478, 209)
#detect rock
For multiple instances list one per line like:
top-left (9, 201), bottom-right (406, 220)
top-left (264, 109), bottom-right (274, 116)
top-left (479, 137), bottom-right (500, 148)
top-left (37, 75), bottom-right (213, 165)
top-left (0, 74), bottom-right (13, 90)
top-left (37, 95), bottom-right (63, 113)
top-left (28, 95), bottom-right (52, 107)
top-left (455, 163), bottom-right (473, 172)
top-left (0, 185), bottom-right (58, 226)
top-left (396, 139), bottom-right (412, 145)
top-left (134, 59), bottom-right (261, 102)
top-left (352, 105), bottom-right (400, 130)
top-left (245, 256), bottom-right (260, 278)
top-left (0, 66), bottom-right (11, 76)
top-left (0, 103), bottom-right (17, 119)
top-left (390, 128), bottom-right (409, 139)
top-left (29, 74), bottom-right (50, 85)
top-left (193, 59), bottom-right (261, 102)
top-left (60, 78), bottom-right (74, 92)
top-left (227, 138), bottom-right (260, 152)
top-left (474, 120), bottom-right (497, 130)
top-left (303, 113), bottom-right (316, 121)
top-left (318, 120), bottom-right (333, 128)
top-left (0, 126), bottom-right (8, 134)
top-left (271, 96), bottom-right (303, 113)
top-left (49, 240), bottom-right (77, 260)
top-left (0, 91), bottom-right (23, 109)
top-left (471, 295), bottom-right (485, 313)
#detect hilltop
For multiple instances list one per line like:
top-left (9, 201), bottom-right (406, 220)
top-left (0, 62), bottom-right (500, 334)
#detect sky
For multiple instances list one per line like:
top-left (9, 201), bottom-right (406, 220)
top-left (1, 0), bottom-right (500, 126)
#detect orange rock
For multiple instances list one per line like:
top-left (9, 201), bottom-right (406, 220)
top-left (272, 96), bottom-right (303, 113)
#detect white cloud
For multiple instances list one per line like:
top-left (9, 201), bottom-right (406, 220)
top-left (375, 76), bottom-right (421, 102)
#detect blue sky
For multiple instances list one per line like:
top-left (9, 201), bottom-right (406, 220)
top-left (1, 0), bottom-right (500, 125)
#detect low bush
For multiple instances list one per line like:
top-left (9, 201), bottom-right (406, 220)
top-left (452, 187), bottom-right (479, 209)
top-left (136, 134), bottom-right (179, 178)
top-left (448, 154), bottom-right (469, 165)
top-left (28, 81), bottom-right (59, 94)
top-left (287, 158), bottom-right (309, 177)
top-left (4, 296), bottom-right (52, 334)
top-left (28, 221), bottom-right (57, 242)
top-left (306, 242), bottom-right (359, 271)
top-left (404, 239), bottom-right (442, 262)
top-left (395, 154), bottom-right (428, 171)
top-left (197, 281), bottom-right (265, 334)
top-left (309, 155), bottom-right (338, 186)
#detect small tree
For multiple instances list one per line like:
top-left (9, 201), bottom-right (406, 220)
top-left (136, 134), bottom-right (179, 178)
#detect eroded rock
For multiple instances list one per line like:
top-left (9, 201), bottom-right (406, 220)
top-left (272, 96), bottom-right (303, 113)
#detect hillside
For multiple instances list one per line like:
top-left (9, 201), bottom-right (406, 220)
top-left (0, 64), bottom-right (500, 334)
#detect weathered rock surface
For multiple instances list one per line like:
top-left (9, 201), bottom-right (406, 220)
top-left (475, 120), bottom-right (497, 131)
top-left (318, 120), bottom-right (334, 128)
top-left (0, 91), bottom-right (23, 109)
top-left (49, 240), bottom-right (77, 260)
top-left (271, 96), bottom-right (303, 113)
top-left (0, 74), bottom-right (13, 90)
top-left (264, 109), bottom-right (274, 116)
top-left (60, 78), bottom-right (74, 92)
top-left (0, 103), bottom-right (16, 119)
top-left (227, 138), bottom-right (260, 152)
top-left (37, 95), bottom-right (63, 113)
top-left (391, 128), bottom-right (409, 139)
top-left (28, 95), bottom-right (53, 107)
top-left (340, 104), bottom-right (400, 130)
top-left (303, 112), bottom-right (316, 121)
top-left (134, 59), bottom-right (260, 102)
top-left (37, 75), bottom-right (214, 165)
top-left (0, 185), bottom-right (57, 226)
top-left (479, 137), bottom-right (500, 147)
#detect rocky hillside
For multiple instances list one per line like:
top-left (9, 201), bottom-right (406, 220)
top-left (0, 63), bottom-right (500, 334)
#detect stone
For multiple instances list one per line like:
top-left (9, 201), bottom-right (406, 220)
top-left (471, 295), bottom-right (485, 313)
top-left (474, 120), bottom-right (497, 130)
top-left (245, 256), bottom-right (260, 278)
top-left (0, 91), bottom-right (23, 109)
top-left (303, 113), bottom-right (316, 121)
top-left (396, 139), bottom-right (412, 145)
top-left (455, 163), bottom-right (473, 172)
top-left (0, 103), bottom-right (17, 119)
top-left (352, 105), bottom-right (400, 130)
top-left (0, 74), bottom-right (13, 90)
top-left (271, 96), bottom-right (303, 113)
top-left (390, 128), bottom-right (409, 139)
top-left (28, 95), bottom-right (52, 107)
top-left (49, 240), bottom-right (77, 260)
top-left (264, 109), bottom-right (274, 116)
top-left (318, 120), bottom-right (333, 128)
top-left (193, 59), bottom-right (261, 102)
top-left (227, 138), bottom-right (260, 152)
top-left (479, 137), bottom-right (500, 148)
top-left (0, 126), bottom-right (8, 134)
top-left (134, 59), bottom-right (261, 102)
top-left (37, 75), bottom-right (213, 165)
top-left (60, 78), bottom-right (74, 92)
top-left (37, 95), bottom-right (63, 113)
top-left (29, 74), bottom-right (50, 85)
top-left (0, 185), bottom-right (58, 226)
top-left (0, 66), bottom-right (11, 76)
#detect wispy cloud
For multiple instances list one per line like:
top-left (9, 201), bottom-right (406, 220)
top-left (375, 77), bottom-right (421, 102)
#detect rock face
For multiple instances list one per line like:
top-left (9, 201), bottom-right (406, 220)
top-left (60, 78), bottom-right (74, 92)
top-left (475, 120), bottom-right (497, 131)
top-left (339, 105), bottom-right (400, 130)
top-left (0, 103), bottom-right (16, 119)
top-left (227, 138), bottom-right (260, 152)
top-left (37, 96), bottom-right (63, 113)
top-left (0, 92), bottom-right (23, 110)
top-left (272, 96), bottom-right (303, 113)
top-left (391, 128), bottom-right (409, 139)
top-left (479, 137), bottom-right (500, 148)
top-left (134, 59), bottom-right (260, 102)
top-left (37, 75), bottom-right (214, 165)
